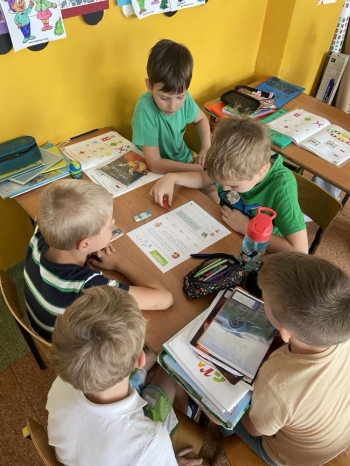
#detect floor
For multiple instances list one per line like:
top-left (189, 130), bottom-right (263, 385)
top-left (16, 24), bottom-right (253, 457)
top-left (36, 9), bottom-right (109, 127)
top-left (1, 178), bottom-right (350, 466)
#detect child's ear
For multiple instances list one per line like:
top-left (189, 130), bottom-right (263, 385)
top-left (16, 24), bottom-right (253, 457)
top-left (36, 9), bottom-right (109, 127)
top-left (135, 350), bottom-right (146, 370)
top-left (279, 326), bottom-right (292, 343)
top-left (145, 78), bottom-right (153, 92)
top-left (259, 163), bottom-right (270, 177)
top-left (77, 237), bottom-right (92, 253)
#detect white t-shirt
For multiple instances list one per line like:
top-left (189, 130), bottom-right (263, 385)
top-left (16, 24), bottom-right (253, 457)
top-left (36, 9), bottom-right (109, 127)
top-left (46, 377), bottom-right (178, 466)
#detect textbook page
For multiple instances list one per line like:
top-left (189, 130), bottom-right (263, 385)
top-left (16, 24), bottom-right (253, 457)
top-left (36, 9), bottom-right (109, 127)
top-left (267, 108), bottom-right (331, 145)
top-left (128, 201), bottom-right (231, 273)
top-left (300, 125), bottom-right (350, 167)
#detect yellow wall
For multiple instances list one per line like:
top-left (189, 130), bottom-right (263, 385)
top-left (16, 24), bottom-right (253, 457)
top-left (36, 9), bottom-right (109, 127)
top-left (255, 0), bottom-right (343, 94)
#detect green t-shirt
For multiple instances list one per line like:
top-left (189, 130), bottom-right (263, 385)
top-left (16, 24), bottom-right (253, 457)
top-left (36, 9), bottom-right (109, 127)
top-left (217, 155), bottom-right (306, 237)
top-left (131, 91), bottom-right (200, 163)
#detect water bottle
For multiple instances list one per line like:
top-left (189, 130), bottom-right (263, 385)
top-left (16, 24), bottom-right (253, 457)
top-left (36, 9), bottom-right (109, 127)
top-left (239, 207), bottom-right (276, 271)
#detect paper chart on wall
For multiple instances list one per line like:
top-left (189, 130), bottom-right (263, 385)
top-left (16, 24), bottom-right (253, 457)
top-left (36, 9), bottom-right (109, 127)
top-left (131, 0), bottom-right (204, 20)
top-left (1, 0), bottom-right (66, 52)
top-left (127, 201), bottom-right (231, 273)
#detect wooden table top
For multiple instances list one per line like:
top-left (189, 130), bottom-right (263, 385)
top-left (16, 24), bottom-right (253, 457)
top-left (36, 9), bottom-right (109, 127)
top-left (16, 175), bottom-right (243, 354)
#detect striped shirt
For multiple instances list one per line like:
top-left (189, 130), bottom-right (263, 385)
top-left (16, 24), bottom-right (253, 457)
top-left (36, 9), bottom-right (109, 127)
top-left (24, 226), bottom-right (129, 342)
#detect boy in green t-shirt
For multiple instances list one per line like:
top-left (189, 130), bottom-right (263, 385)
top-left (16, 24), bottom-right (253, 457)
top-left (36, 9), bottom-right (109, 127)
top-left (132, 39), bottom-right (211, 174)
top-left (150, 116), bottom-right (308, 253)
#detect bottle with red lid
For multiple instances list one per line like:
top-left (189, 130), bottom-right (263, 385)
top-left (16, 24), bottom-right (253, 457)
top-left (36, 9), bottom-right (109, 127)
top-left (239, 207), bottom-right (276, 271)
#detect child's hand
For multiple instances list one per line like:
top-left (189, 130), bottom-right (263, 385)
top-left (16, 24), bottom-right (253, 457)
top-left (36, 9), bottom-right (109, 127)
top-left (196, 148), bottom-right (207, 168)
top-left (88, 249), bottom-right (120, 271)
top-left (95, 243), bottom-right (116, 258)
top-left (150, 175), bottom-right (175, 207)
top-left (221, 206), bottom-right (249, 235)
top-left (176, 447), bottom-right (203, 465)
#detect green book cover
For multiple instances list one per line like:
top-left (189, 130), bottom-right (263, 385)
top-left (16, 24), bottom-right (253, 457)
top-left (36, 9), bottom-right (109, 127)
top-left (263, 108), bottom-right (293, 149)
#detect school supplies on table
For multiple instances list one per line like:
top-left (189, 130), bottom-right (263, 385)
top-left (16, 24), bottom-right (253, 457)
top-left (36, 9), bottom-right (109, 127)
top-left (61, 130), bottom-right (161, 198)
top-left (110, 224), bottom-right (123, 242)
top-left (221, 86), bottom-right (277, 118)
top-left (194, 288), bottom-right (278, 381)
top-left (257, 76), bottom-right (305, 108)
top-left (0, 136), bottom-right (42, 178)
top-left (10, 148), bottom-right (64, 185)
top-left (267, 108), bottom-right (350, 166)
top-left (159, 289), bottom-right (252, 428)
top-left (262, 108), bottom-right (293, 149)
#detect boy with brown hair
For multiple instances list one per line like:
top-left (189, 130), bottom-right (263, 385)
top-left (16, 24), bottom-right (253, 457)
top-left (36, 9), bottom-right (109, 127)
top-left (151, 116), bottom-right (308, 253)
top-left (24, 179), bottom-right (173, 342)
top-left (47, 286), bottom-right (202, 466)
top-left (230, 252), bottom-right (350, 466)
top-left (132, 39), bottom-right (211, 173)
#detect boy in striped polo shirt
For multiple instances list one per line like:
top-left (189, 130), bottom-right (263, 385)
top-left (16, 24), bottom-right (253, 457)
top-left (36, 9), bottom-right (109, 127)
top-left (24, 179), bottom-right (173, 342)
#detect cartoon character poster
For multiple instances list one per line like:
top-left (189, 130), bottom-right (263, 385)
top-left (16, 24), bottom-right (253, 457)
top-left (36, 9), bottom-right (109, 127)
top-left (0, 5), bottom-right (9, 34)
top-left (130, 0), bottom-right (203, 19)
top-left (1, 0), bottom-right (66, 52)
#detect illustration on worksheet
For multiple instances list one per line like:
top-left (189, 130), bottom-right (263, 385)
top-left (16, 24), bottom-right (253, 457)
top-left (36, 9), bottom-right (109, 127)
top-left (128, 201), bottom-right (231, 273)
top-left (1, 0), bottom-right (66, 52)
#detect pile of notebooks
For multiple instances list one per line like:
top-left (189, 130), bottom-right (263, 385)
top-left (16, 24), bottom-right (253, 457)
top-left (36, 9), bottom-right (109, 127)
top-left (158, 287), bottom-right (279, 429)
top-left (0, 144), bottom-right (70, 199)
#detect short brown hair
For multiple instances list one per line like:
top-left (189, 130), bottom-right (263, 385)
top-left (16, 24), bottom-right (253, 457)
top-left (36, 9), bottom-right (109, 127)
top-left (206, 116), bottom-right (271, 183)
top-left (38, 179), bottom-right (113, 250)
top-left (50, 286), bottom-right (146, 393)
top-left (258, 252), bottom-right (350, 346)
top-left (147, 39), bottom-right (193, 94)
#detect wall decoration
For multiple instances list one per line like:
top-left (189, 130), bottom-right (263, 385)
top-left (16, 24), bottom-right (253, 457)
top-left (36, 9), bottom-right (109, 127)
top-left (1, 0), bottom-right (66, 52)
top-left (131, 0), bottom-right (204, 19)
top-left (60, 0), bottom-right (108, 19)
top-left (0, 5), bottom-right (9, 33)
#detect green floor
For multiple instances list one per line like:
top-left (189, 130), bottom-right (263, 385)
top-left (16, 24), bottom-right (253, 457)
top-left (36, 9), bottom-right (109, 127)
top-left (0, 261), bottom-right (29, 372)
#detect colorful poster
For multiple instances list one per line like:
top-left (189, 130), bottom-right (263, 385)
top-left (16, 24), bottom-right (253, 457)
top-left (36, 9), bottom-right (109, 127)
top-left (0, 6), bottom-right (9, 34)
top-left (1, 0), bottom-right (66, 52)
top-left (128, 201), bottom-right (231, 273)
top-left (131, 0), bottom-right (204, 20)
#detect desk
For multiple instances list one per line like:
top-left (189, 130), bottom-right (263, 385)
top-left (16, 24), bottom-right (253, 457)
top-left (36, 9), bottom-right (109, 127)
top-left (206, 81), bottom-right (350, 199)
top-left (14, 157), bottom-right (243, 355)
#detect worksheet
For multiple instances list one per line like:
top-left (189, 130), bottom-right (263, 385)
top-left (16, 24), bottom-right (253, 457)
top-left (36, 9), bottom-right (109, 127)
top-left (128, 201), bottom-right (231, 273)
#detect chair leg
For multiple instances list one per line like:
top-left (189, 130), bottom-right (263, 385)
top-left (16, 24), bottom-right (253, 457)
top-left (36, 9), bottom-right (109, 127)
top-left (341, 193), bottom-right (349, 209)
top-left (309, 227), bottom-right (325, 255)
top-left (211, 443), bottom-right (225, 466)
top-left (16, 321), bottom-right (46, 370)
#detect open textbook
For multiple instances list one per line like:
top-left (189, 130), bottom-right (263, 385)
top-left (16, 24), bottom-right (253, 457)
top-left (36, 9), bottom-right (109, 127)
top-left (61, 131), bottom-right (161, 197)
top-left (267, 108), bottom-right (350, 167)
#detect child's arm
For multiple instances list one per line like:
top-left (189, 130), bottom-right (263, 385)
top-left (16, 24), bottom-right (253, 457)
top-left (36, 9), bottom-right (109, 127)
top-left (88, 252), bottom-right (173, 310)
top-left (150, 171), bottom-right (213, 207)
top-left (221, 207), bottom-right (308, 253)
top-left (193, 110), bottom-right (211, 168)
top-left (142, 146), bottom-right (204, 174)
top-left (240, 409), bottom-right (263, 437)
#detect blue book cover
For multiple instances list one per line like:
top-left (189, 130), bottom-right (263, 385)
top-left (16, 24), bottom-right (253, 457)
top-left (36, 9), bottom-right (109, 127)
top-left (257, 76), bottom-right (305, 108)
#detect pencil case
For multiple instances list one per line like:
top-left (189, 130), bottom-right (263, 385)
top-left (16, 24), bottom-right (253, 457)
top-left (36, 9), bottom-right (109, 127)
top-left (0, 136), bottom-right (41, 176)
top-left (183, 253), bottom-right (246, 299)
top-left (221, 86), bottom-right (275, 114)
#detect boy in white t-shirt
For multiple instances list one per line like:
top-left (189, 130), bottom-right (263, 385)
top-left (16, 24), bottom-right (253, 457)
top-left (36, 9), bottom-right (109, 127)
top-left (46, 286), bottom-right (202, 466)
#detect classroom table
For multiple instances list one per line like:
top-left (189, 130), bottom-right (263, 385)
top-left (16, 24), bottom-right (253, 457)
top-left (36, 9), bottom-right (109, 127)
top-left (15, 175), bottom-right (243, 354)
top-left (206, 80), bottom-right (350, 205)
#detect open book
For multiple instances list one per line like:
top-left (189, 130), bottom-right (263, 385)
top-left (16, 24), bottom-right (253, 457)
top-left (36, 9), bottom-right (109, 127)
top-left (267, 108), bottom-right (350, 167)
top-left (195, 288), bottom-right (278, 381)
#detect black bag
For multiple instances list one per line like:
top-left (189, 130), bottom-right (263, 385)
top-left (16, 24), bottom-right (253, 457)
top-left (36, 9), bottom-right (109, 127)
top-left (183, 253), bottom-right (246, 299)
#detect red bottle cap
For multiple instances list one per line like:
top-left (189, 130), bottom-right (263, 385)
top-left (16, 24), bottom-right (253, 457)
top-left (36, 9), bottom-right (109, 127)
top-left (247, 207), bottom-right (277, 243)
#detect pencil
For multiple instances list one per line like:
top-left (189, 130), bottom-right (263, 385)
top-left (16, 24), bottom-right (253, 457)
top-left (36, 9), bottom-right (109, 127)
top-left (163, 197), bottom-right (170, 211)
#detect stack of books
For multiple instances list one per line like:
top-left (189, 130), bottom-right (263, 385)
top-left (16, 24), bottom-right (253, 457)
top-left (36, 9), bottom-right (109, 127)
top-left (0, 144), bottom-right (70, 199)
top-left (158, 288), bottom-right (278, 429)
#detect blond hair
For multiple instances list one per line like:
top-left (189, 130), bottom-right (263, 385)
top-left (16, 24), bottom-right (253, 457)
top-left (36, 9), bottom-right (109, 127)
top-left (50, 286), bottom-right (146, 393)
top-left (37, 179), bottom-right (113, 250)
top-left (258, 252), bottom-right (350, 346)
top-left (206, 116), bottom-right (271, 182)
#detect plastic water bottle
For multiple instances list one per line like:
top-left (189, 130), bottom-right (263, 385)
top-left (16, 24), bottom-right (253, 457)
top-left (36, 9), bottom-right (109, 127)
top-left (239, 207), bottom-right (276, 271)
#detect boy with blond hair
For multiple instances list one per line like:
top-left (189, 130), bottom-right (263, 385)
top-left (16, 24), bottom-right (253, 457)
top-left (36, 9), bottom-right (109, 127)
top-left (151, 116), bottom-right (308, 253)
top-left (132, 39), bottom-right (211, 173)
top-left (24, 179), bottom-right (173, 342)
top-left (227, 252), bottom-right (350, 466)
top-left (47, 286), bottom-right (202, 466)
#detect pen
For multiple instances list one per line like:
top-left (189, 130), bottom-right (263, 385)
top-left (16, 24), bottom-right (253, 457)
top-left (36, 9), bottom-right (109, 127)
top-left (193, 259), bottom-right (227, 278)
top-left (163, 197), bottom-right (170, 211)
top-left (206, 265), bottom-right (234, 282)
top-left (190, 254), bottom-right (212, 259)
top-left (203, 265), bottom-right (228, 282)
top-left (57, 128), bottom-right (100, 148)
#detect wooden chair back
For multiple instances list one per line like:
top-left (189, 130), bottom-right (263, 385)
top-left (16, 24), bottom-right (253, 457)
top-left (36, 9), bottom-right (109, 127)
top-left (212, 434), bottom-right (350, 466)
top-left (0, 269), bottom-right (51, 361)
top-left (293, 172), bottom-right (342, 253)
top-left (26, 410), bottom-right (205, 466)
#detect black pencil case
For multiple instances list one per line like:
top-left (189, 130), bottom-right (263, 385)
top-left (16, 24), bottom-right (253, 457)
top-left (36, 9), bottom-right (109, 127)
top-left (0, 136), bottom-right (41, 176)
top-left (221, 85), bottom-right (274, 114)
top-left (183, 253), bottom-right (246, 299)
